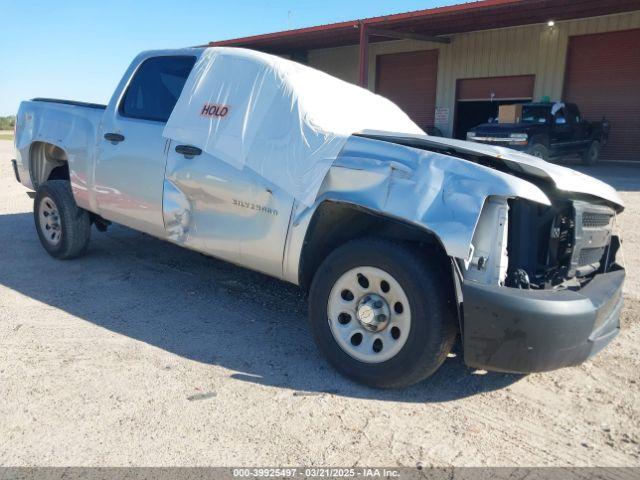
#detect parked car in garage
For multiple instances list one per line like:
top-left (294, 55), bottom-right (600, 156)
top-left (12, 48), bottom-right (626, 388)
top-left (466, 102), bottom-right (609, 165)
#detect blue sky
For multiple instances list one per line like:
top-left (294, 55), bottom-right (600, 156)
top-left (0, 0), bottom-right (453, 115)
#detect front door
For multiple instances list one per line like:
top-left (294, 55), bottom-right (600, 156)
top-left (163, 144), bottom-right (295, 278)
top-left (566, 104), bottom-right (590, 150)
top-left (550, 105), bottom-right (573, 154)
top-left (95, 55), bottom-right (196, 237)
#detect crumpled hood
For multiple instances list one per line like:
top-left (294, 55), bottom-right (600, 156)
top-left (359, 131), bottom-right (624, 211)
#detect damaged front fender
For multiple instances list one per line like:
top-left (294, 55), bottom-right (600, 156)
top-left (283, 135), bottom-right (550, 283)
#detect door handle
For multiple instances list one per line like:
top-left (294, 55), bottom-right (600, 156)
top-left (175, 145), bottom-right (202, 158)
top-left (104, 132), bottom-right (125, 143)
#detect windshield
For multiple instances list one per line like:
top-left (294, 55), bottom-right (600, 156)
top-left (522, 106), bottom-right (550, 124)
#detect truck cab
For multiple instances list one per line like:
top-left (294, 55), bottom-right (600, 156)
top-left (15, 49), bottom-right (295, 276)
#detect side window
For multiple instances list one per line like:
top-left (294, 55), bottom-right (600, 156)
top-left (566, 104), bottom-right (581, 123)
top-left (554, 108), bottom-right (567, 125)
top-left (120, 56), bottom-right (196, 122)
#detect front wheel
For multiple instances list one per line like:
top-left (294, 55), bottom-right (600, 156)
top-left (34, 180), bottom-right (91, 259)
top-left (308, 238), bottom-right (457, 388)
top-left (528, 142), bottom-right (549, 160)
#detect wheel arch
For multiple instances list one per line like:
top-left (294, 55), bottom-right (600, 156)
top-left (591, 130), bottom-right (605, 143)
top-left (297, 200), bottom-right (455, 293)
top-left (529, 133), bottom-right (549, 148)
top-left (28, 141), bottom-right (70, 189)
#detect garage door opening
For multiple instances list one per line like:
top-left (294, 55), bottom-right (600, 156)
top-left (455, 99), bottom-right (532, 139)
top-left (454, 75), bottom-right (535, 139)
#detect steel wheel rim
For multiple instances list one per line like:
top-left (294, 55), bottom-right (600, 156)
top-left (38, 196), bottom-right (62, 246)
top-left (327, 266), bottom-right (411, 363)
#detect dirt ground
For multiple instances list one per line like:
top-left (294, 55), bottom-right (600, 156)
top-left (0, 139), bottom-right (638, 467)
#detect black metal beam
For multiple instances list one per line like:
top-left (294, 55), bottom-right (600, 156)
top-left (367, 27), bottom-right (451, 44)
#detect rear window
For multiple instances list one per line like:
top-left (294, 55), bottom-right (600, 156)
top-left (522, 106), bottom-right (550, 124)
top-left (120, 56), bottom-right (196, 123)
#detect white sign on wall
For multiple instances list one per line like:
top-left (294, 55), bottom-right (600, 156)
top-left (434, 107), bottom-right (449, 126)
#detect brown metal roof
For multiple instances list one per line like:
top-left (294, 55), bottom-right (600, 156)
top-left (209, 0), bottom-right (640, 53)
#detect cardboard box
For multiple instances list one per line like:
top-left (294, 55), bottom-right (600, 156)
top-left (498, 104), bottom-right (523, 123)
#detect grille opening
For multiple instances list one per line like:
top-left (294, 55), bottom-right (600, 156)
top-left (578, 247), bottom-right (606, 267)
top-left (582, 212), bottom-right (612, 229)
top-left (506, 199), bottom-right (616, 288)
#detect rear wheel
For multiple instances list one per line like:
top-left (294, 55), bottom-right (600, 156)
top-left (308, 238), bottom-right (457, 388)
top-left (581, 140), bottom-right (601, 166)
top-left (34, 180), bottom-right (91, 259)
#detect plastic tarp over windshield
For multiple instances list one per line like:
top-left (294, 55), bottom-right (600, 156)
top-left (163, 47), bottom-right (424, 206)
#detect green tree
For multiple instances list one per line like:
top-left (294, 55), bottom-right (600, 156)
top-left (0, 116), bottom-right (16, 130)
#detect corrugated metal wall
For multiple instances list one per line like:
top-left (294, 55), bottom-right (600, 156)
top-left (563, 29), bottom-right (640, 160)
top-left (307, 11), bottom-right (640, 137)
top-left (376, 50), bottom-right (439, 131)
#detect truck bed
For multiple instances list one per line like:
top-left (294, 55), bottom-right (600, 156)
top-left (32, 98), bottom-right (107, 110)
top-left (14, 98), bottom-right (106, 200)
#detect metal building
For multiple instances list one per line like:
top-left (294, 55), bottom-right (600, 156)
top-left (211, 0), bottom-right (640, 161)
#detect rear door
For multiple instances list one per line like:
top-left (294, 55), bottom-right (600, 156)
top-left (95, 55), bottom-right (196, 237)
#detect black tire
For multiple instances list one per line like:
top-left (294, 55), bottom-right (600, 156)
top-left (426, 126), bottom-right (443, 137)
top-left (528, 142), bottom-right (549, 160)
top-left (581, 140), bottom-right (601, 166)
top-left (308, 237), bottom-right (457, 388)
top-left (34, 180), bottom-right (91, 259)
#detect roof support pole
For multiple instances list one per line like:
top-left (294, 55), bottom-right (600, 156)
top-left (358, 22), bottom-right (369, 89)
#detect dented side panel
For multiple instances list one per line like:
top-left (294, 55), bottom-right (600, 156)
top-left (163, 140), bottom-right (295, 277)
top-left (283, 136), bottom-right (550, 284)
top-left (162, 179), bottom-right (191, 241)
top-left (16, 97), bottom-right (552, 286)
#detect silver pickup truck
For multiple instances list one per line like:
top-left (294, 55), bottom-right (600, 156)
top-left (12, 48), bottom-right (625, 388)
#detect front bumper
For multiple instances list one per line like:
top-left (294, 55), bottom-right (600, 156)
top-left (462, 268), bottom-right (625, 373)
top-left (468, 138), bottom-right (528, 151)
